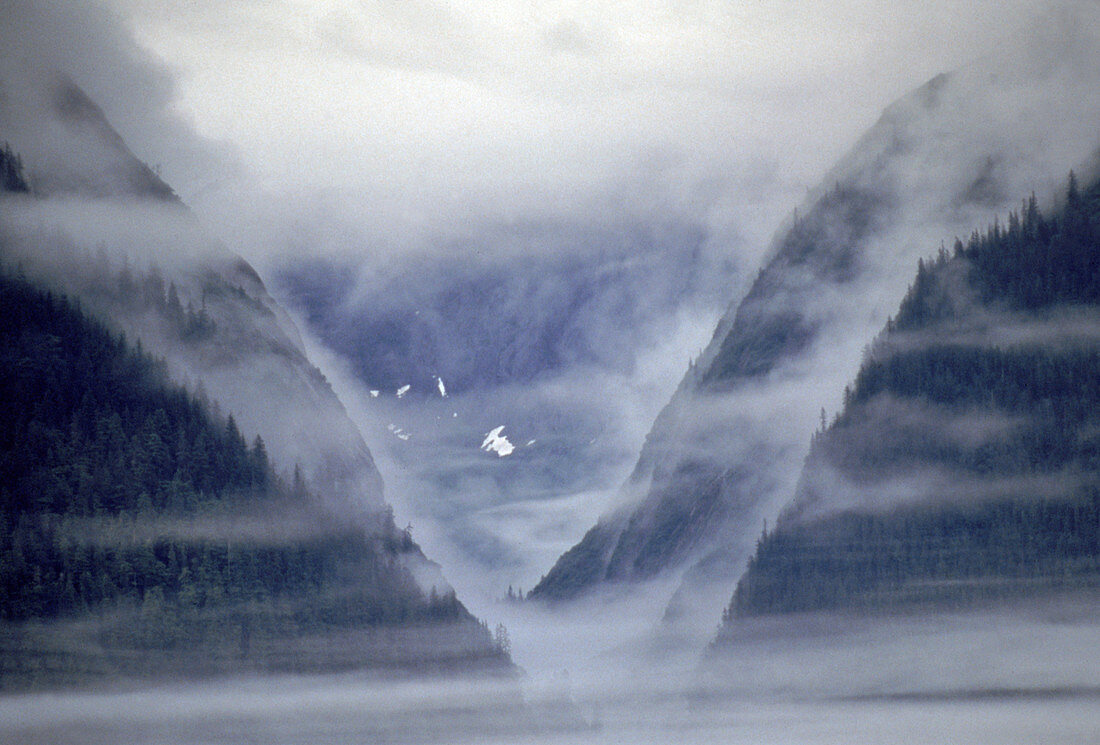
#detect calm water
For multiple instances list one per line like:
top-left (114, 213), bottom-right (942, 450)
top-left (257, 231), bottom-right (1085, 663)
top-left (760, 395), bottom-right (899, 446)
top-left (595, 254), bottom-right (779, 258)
top-left (5, 604), bottom-right (1100, 745)
top-left (2, 672), bottom-right (1098, 745)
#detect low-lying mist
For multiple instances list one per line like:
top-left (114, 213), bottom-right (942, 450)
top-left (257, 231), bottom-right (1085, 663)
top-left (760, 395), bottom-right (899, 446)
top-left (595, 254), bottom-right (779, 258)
top-left (4, 600), bottom-right (1099, 744)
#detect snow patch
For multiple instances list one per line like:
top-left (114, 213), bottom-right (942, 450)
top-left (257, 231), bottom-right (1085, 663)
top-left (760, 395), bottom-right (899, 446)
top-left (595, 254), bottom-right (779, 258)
top-left (387, 423), bottom-right (411, 441)
top-left (481, 426), bottom-right (515, 457)
top-left (396, 384), bottom-right (411, 398)
top-left (435, 375), bottom-right (447, 398)
top-left (369, 390), bottom-right (380, 398)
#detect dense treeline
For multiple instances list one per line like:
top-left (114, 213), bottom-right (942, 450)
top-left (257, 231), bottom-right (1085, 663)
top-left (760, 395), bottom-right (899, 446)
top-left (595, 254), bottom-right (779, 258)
top-left (960, 174), bottom-right (1100, 311)
top-left (727, 174), bottom-right (1100, 619)
top-left (837, 346), bottom-right (1100, 479)
top-left (730, 496), bottom-right (1100, 617)
top-left (0, 268), bottom-right (460, 635)
top-left (885, 178), bottom-right (1100, 336)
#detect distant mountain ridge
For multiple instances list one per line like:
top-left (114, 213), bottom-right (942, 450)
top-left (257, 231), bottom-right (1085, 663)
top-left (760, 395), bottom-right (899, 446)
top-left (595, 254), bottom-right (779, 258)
top-left (278, 218), bottom-right (715, 397)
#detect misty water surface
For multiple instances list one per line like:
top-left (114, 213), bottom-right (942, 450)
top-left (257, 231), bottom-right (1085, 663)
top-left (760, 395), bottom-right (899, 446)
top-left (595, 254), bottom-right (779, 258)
top-left (5, 604), bottom-right (1100, 745)
top-left (2, 672), bottom-right (1097, 745)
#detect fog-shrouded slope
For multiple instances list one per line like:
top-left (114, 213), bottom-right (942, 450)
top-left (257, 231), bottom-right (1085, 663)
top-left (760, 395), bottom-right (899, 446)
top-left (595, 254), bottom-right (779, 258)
top-left (530, 9), bottom-right (1100, 626)
top-left (717, 175), bottom-right (1100, 627)
top-left (0, 70), bottom-right (387, 520)
top-left (0, 267), bottom-right (507, 688)
top-left (0, 74), bottom-right (176, 202)
top-left (0, 74), bottom-right (509, 681)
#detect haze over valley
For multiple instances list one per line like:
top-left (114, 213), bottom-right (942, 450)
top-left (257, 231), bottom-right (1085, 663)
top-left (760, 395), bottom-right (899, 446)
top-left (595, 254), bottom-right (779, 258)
top-left (2, 1), bottom-right (1100, 742)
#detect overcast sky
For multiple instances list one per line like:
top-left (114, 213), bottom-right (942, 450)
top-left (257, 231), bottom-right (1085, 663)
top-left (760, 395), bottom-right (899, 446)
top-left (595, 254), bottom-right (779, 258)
top-left (7, 0), bottom-right (1073, 264)
top-left (38, 0), bottom-right (1038, 267)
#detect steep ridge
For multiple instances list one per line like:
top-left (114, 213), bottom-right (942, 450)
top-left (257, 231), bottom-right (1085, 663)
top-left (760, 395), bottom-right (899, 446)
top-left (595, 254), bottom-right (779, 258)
top-left (0, 76), bottom-right (508, 683)
top-left (0, 71), bottom-right (386, 519)
top-left (0, 267), bottom-right (505, 687)
top-left (531, 10), bottom-right (1100, 622)
top-left (719, 174), bottom-right (1100, 625)
top-left (0, 74), bottom-right (176, 201)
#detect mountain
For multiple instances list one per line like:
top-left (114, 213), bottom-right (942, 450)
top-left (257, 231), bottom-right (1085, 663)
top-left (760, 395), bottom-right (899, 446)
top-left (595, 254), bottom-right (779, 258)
top-left (530, 11), bottom-right (1100, 626)
top-left (0, 267), bottom-right (506, 687)
top-left (0, 74), bottom-right (176, 201)
top-left (1, 71), bottom-right (387, 519)
top-left (0, 76), bottom-right (509, 685)
top-left (718, 174), bottom-right (1100, 626)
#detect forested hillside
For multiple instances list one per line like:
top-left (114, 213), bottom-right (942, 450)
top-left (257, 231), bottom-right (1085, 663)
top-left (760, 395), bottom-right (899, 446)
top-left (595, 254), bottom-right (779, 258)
top-left (529, 181), bottom-right (894, 602)
top-left (531, 36), bottom-right (1100, 619)
top-left (0, 265), bottom-right (507, 687)
top-left (723, 174), bottom-right (1100, 622)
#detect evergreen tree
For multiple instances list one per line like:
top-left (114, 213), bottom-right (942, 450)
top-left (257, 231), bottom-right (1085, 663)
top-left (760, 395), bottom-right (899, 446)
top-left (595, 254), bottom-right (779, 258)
top-left (0, 143), bottom-right (29, 193)
top-left (726, 173), bottom-right (1100, 620)
top-left (0, 268), bottom-right (464, 633)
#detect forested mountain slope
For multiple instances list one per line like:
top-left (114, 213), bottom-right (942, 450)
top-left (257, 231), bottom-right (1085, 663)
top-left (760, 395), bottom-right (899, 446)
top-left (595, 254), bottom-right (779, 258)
top-left (0, 79), bottom-right (510, 685)
top-left (720, 174), bottom-right (1100, 626)
top-left (0, 71), bottom-right (388, 519)
top-left (531, 14), bottom-right (1100, 622)
top-left (0, 267), bottom-right (507, 687)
